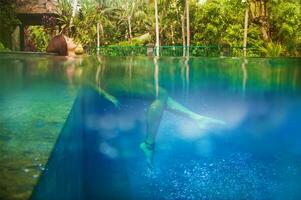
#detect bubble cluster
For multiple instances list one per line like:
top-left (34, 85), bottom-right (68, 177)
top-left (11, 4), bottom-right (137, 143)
top-left (131, 152), bottom-right (300, 199)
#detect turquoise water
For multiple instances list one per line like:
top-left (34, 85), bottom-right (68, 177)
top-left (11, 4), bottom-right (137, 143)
top-left (0, 55), bottom-right (301, 199)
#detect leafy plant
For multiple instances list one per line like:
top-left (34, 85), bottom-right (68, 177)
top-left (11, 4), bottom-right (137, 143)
top-left (27, 26), bottom-right (51, 52)
top-left (0, 42), bottom-right (9, 51)
top-left (0, 0), bottom-right (20, 49)
top-left (55, 0), bottom-right (73, 35)
top-left (18, 0), bottom-right (300, 57)
top-left (259, 42), bottom-right (285, 57)
top-left (42, 15), bottom-right (57, 37)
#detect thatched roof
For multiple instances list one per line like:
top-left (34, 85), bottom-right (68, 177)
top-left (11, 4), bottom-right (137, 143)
top-left (15, 0), bottom-right (58, 14)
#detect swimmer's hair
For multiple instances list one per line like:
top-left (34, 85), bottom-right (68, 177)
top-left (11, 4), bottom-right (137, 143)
top-left (46, 34), bottom-right (68, 56)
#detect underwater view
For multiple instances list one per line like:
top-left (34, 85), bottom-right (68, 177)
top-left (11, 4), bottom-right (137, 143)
top-left (0, 55), bottom-right (301, 200)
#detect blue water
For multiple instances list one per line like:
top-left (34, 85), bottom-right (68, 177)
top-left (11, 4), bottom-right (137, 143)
top-left (31, 86), bottom-right (301, 199)
top-left (1, 55), bottom-right (301, 199)
top-left (32, 59), bottom-right (301, 199)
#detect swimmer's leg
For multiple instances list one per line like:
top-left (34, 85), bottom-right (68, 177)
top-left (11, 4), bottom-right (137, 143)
top-left (140, 92), bottom-right (167, 169)
top-left (166, 97), bottom-right (226, 129)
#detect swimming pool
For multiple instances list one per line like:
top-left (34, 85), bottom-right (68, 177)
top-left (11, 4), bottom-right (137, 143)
top-left (0, 55), bottom-right (301, 199)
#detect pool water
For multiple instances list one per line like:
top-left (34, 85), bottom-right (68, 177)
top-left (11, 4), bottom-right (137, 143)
top-left (0, 55), bottom-right (301, 200)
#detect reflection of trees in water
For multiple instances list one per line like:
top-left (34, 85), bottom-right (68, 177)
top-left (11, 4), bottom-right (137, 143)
top-left (181, 56), bottom-right (190, 99)
top-left (189, 58), bottom-right (301, 93)
top-left (0, 57), bottom-right (71, 93)
top-left (95, 56), bottom-right (105, 89)
top-left (154, 56), bottom-right (159, 98)
top-left (69, 57), bottom-right (301, 94)
top-left (241, 59), bottom-right (248, 97)
top-left (293, 67), bottom-right (301, 91)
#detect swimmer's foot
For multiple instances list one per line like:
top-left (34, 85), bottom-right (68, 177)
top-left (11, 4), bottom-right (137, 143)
top-left (140, 141), bottom-right (155, 170)
top-left (194, 115), bottom-right (226, 130)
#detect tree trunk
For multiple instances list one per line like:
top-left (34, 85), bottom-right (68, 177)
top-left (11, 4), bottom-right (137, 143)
top-left (249, 0), bottom-right (270, 42)
top-left (128, 16), bottom-right (132, 44)
top-left (70, 0), bottom-right (78, 25)
top-left (97, 22), bottom-right (104, 54)
top-left (154, 0), bottom-right (160, 56)
top-left (99, 23), bottom-right (104, 39)
top-left (243, 1), bottom-right (249, 57)
top-left (181, 13), bottom-right (186, 57)
top-left (97, 23), bottom-right (100, 55)
top-left (260, 21), bottom-right (269, 42)
top-left (186, 0), bottom-right (190, 57)
top-left (170, 24), bottom-right (175, 46)
top-left (259, 0), bottom-right (269, 42)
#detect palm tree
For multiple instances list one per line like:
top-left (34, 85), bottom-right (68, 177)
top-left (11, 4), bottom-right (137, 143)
top-left (243, 0), bottom-right (249, 57)
top-left (115, 0), bottom-right (140, 44)
top-left (75, 0), bottom-right (115, 46)
top-left (182, 8), bottom-right (186, 57)
top-left (186, 0), bottom-right (190, 57)
top-left (154, 0), bottom-right (160, 56)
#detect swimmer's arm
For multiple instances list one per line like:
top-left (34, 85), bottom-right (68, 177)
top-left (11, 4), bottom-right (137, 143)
top-left (94, 86), bottom-right (120, 108)
top-left (85, 81), bottom-right (120, 108)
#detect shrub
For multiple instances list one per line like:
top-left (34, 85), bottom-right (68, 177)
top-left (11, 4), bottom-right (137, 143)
top-left (260, 43), bottom-right (285, 57)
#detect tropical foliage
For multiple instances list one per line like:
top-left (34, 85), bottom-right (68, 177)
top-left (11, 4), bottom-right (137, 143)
top-left (259, 42), bottom-right (284, 57)
top-left (2, 0), bottom-right (301, 56)
top-left (26, 26), bottom-right (50, 52)
top-left (0, 0), bottom-right (20, 48)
